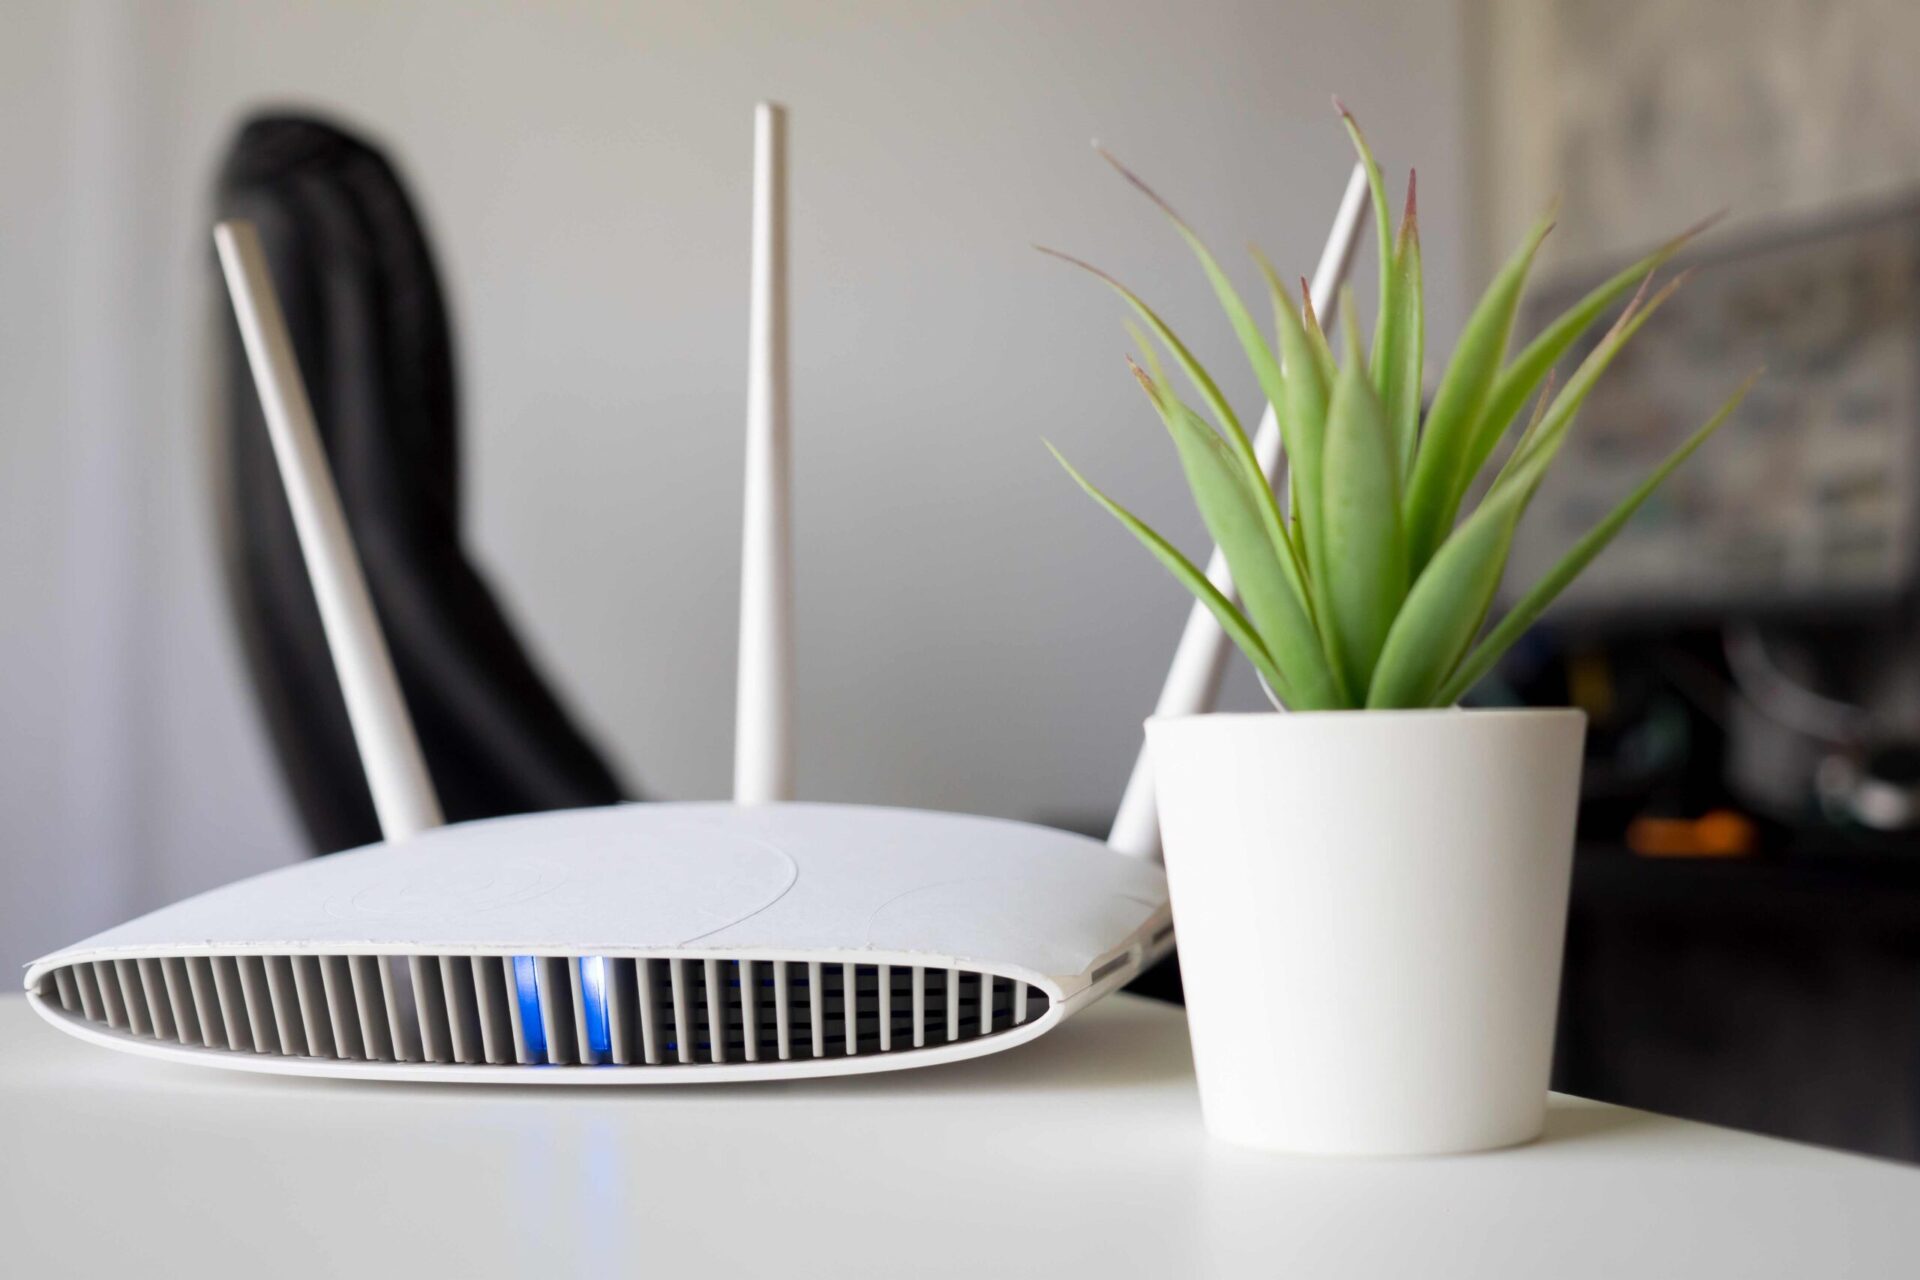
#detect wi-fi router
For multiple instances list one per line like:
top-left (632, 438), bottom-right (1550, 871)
top-left (23, 105), bottom-right (1366, 1082)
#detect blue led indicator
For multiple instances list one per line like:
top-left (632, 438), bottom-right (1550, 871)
top-left (513, 956), bottom-right (546, 1056)
top-left (579, 956), bottom-right (611, 1056)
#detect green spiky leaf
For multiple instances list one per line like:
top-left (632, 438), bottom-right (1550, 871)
top-left (1401, 210), bottom-right (1554, 572)
top-left (1251, 249), bottom-right (1332, 582)
top-left (1097, 152), bottom-right (1304, 592)
top-left (1366, 468), bottom-right (1531, 708)
top-left (1383, 175), bottom-right (1424, 480)
top-left (1128, 356), bottom-right (1341, 708)
top-left (1046, 442), bottom-right (1293, 701)
top-left (1456, 216), bottom-right (1717, 494)
top-left (1437, 370), bottom-right (1759, 705)
top-left (1338, 102), bottom-right (1398, 387)
top-left (1034, 247), bottom-right (1249, 459)
top-left (1495, 271), bottom-right (1691, 491)
top-left (1320, 301), bottom-right (1409, 690)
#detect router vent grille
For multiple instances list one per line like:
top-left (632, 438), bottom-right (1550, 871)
top-left (34, 955), bottom-right (1052, 1069)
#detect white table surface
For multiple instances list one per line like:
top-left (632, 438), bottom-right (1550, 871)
top-left (3, 992), bottom-right (1915, 1278)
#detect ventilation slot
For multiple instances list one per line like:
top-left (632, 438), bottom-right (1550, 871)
top-left (94, 961), bottom-right (128, 1029)
top-left (158, 957), bottom-right (197, 1046)
top-left (185, 957), bottom-right (222, 1049)
top-left (35, 954), bottom-right (1054, 1070)
top-left (471, 954), bottom-right (512, 1064)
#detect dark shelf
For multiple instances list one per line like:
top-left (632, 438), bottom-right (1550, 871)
top-left (1558, 842), bottom-right (1920, 1161)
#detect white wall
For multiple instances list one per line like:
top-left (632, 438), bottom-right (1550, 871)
top-left (0, 0), bottom-right (1468, 972)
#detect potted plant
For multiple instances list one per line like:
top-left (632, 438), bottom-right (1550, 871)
top-left (1046, 105), bottom-right (1757, 1156)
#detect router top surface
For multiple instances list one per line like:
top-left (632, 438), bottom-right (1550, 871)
top-left (27, 802), bottom-right (1167, 982)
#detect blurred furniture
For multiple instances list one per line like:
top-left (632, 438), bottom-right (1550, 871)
top-left (6, 993), bottom-right (1919, 1279)
top-left (214, 114), bottom-right (624, 854)
top-left (1557, 844), bottom-right (1920, 1161)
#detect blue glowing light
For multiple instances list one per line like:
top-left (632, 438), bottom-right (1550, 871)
top-left (579, 956), bottom-right (611, 1056)
top-left (512, 956), bottom-right (546, 1056)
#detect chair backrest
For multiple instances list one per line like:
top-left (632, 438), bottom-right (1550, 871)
top-left (214, 112), bottom-right (626, 854)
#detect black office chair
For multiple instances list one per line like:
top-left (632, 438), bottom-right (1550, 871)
top-left (214, 112), bottom-right (626, 854)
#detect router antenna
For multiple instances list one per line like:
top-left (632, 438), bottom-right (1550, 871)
top-left (1109, 162), bottom-right (1371, 860)
top-left (214, 220), bottom-right (445, 841)
top-left (734, 101), bottom-right (795, 804)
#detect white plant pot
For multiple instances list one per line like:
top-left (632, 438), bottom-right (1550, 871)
top-left (1146, 708), bottom-right (1586, 1156)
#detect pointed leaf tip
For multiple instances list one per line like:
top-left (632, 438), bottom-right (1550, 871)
top-left (1095, 145), bottom-right (1185, 226)
top-left (1034, 244), bottom-right (1122, 287)
top-left (1676, 209), bottom-right (1728, 244)
top-left (1625, 270), bottom-right (1691, 330)
top-left (1124, 354), bottom-right (1162, 406)
top-left (1395, 171), bottom-right (1420, 253)
top-left (1609, 269), bottom-right (1659, 334)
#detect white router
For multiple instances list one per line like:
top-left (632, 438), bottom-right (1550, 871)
top-left (23, 105), bottom-right (1366, 1082)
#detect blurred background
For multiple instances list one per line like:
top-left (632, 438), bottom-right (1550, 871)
top-left (5, 0), bottom-right (1920, 1159)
